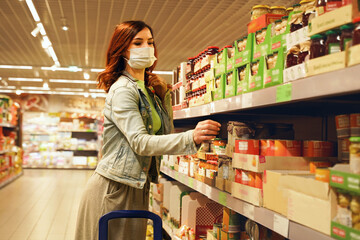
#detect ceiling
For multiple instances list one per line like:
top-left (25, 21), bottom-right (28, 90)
top-left (0, 0), bottom-right (297, 95)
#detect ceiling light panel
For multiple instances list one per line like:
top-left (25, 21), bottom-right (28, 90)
top-left (8, 77), bottom-right (43, 82)
top-left (49, 79), bottom-right (97, 84)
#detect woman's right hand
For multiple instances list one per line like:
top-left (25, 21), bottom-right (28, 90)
top-left (193, 120), bottom-right (221, 145)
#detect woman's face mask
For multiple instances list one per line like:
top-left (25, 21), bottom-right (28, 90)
top-left (125, 47), bottom-right (157, 69)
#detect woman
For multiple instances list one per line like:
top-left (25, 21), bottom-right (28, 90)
top-left (75, 20), bottom-right (221, 240)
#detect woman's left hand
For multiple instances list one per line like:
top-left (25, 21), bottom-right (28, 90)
top-left (147, 72), bottom-right (168, 100)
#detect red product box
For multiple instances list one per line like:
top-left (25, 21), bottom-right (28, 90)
top-left (235, 139), bottom-right (260, 155)
top-left (261, 140), bottom-right (302, 156)
top-left (303, 141), bottom-right (335, 157)
top-left (247, 14), bottom-right (284, 34)
top-left (235, 169), bottom-right (242, 184)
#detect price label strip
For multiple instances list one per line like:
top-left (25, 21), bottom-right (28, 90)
top-left (242, 93), bottom-right (253, 109)
top-left (188, 178), bottom-right (194, 188)
top-left (218, 191), bottom-right (227, 207)
top-left (276, 83), bottom-right (292, 103)
top-left (243, 203), bottom-right (255, 220)
top-left (273, 214), bottom-right (289, 238)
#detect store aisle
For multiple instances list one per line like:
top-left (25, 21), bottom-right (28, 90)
top-left (0, 169), bottom-right (93, 240)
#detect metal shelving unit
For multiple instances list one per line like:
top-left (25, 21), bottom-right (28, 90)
top-left (173, 65), bottom-right (360, 119)
top-left (160, 167), bottom-right (332, 240)
top-left (0, 172), bottom-right (23, 189)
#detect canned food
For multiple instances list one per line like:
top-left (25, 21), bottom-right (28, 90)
top-left (351, 113), bottom-right (360, 137)
top-left (338, 138), bottom-right (350, 161)
top-left (213, 223), bottom-right (222, 238)
top-left (211, 138), bottom-right (227, 155)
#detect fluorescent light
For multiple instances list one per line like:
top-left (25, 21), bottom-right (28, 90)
top-left (37, 23), bottom-right (46, 35)
top-left (47, 46), bottom-right (58, 62)
top-left (0, 86), bottom-right (16, 89)
top-left (153, 71), bottom-right (173, 75)
top-left (49, 79), bottom-right (97, 84)
top-left (0, 77), bottom-right (1, 80)
top-left (8, 77), bottom-right (43, 82)
top-left (55, 88), bottom-right (84, 92)
top-left (21, 86), bottom-right (49, 90)
top-left (84, 92), bottom-right (89, 98)
top-left (0, 65), bottom-right (33, 69)
top-left (0, 90), bottom-right (15, 93)
top-left (89, 89), bottom-right (105, 93)
top-left (90, 68), bottom-right (104, 73)
top-left (16, 90), bottom-right (22, 95)
top-left (42, 36), bottom-right (51, 48)
top-left (25, 0), bottom-right (40, 22)
top-left (62, 25), bottom-right (69, 31)
top-left (43, 82), bottom-right (49, 89)
top-left (69, 66), bottom-right (81, 72)
top-left (41, 66), bottom-right (83, 72)
top-left (83, 72), bottom-right (90, 80)
top-left (31, 26), bottom-right (40, 37)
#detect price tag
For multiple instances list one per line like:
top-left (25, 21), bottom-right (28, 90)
top-left (219, 192), bottom-right (227, 206)
top-left (273, 214), bottom-right (289, 238)
top-left (196, 182), bottom-right (202, 192)
top-left (189, 178), bottom-right (194, 188)
top-left (205, 185), bottom-right (212, 197)
top-left (276, 83), bottom-right (292, 103)
top-left (242, 93), bottom-right (253, 108)
top-left (174, 172), bottom-right (179, 180)
top-left (209, 102), bottom-right (215, 114)
top-left (243, 203), bottom-right (255, 220)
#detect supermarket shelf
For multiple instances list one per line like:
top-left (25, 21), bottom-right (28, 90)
top-left (0, 171), bottom-right (23, 189)
top-left (56, 149), bottom-right (98, 152)
top-left (23, 165), bottom-right (96, 170)
top-left (23, 132), bottom-right (54, 135)
top-left (160, 166), bottom-right (333, 240)
top-left (173, 65), bottom-right (360, 119)
top-left (58, 130), bottom-right (96, 133)
top-left (162, 221), bottom-right (174, 238)
top-left (0, 122), bottom-right (17, 128)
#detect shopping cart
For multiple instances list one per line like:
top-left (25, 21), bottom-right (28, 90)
top-left (99, 210), bottom-right (163, 240)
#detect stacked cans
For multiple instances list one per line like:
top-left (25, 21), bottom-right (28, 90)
top-left (335, 114), bottom-right (360, 163)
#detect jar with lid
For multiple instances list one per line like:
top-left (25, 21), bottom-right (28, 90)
top-left (340, 24), bottom-right (354, 51)
top-left (316, 0), bottom-right (327, 16)
top-left (280, 16), bottom-right (288, 34)
top-left (236, 38), bottom-right (244, 52)
top-left (251, 5), bottom-right (270, 20)
top-left (293, 4), bottom-right (302, 12)
top-left (350, 137), bottom-right (360, 174)
top-left (290, 12), bottom-right (303, 32)
top-left (270, 6), bottom-right (287, 15)
top-left (205, 46), bottom-right (219, 70)
top-left (298, 40), bottom-right (311, 64)
top-left (266, 54), bottom-right (274, 69)
top-left (274, 20), bottom-right (282, 36)
top-left (310, 34), bottom-right (326, 59)
top-left (239, 66), bottom-right (246, 81)
top-left (255, 30), bottom-right (262, 45)
top-left (325, 29), bottom-right (341, 55)
top-left (353, 17), bottom-right (360, 46)
top-left (200, 50), bottom-right (207, 70)
top-left (301, 0), bottom-right (316, 27)
top-left (286, 7), bottom-right (294, 15)
top-left (326, 0), bottom-right (343, 12)
top-left (286, 45), bottom-right (300, 68)
top-left (186, 57), bottom-right (195, 77)
top-left (251, 61), bottom-right (260, 76)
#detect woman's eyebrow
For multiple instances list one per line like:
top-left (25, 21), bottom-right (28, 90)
top-left (133, 37), bottom-right (154, 40)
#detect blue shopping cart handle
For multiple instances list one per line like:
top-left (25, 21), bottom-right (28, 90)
top-left (99, 210), bottom-right (163, 240)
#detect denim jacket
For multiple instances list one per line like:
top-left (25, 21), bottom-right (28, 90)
top-left (95, 73), bottom-right (197, 189)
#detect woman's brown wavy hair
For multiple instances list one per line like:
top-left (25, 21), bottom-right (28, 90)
top-left (97, 21), bottom-right (158, 93)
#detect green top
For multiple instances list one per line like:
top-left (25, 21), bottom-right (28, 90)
top-left (350, 137), bottom-right (360, 142)
top-left (136, 80), bottom-right (161, 134)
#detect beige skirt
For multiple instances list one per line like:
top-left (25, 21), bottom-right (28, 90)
top-left (75, 172), bottom-right (150, 240)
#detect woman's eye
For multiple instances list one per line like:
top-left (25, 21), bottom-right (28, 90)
top-left (148, 42), bottom-right (154, 45)
top-left (134, 42), bottom-right (141, 46)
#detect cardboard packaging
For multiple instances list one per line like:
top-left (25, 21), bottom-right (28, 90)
top-left (232, 153), bottom-right (311, 173)
top-left (270, 13), bottom-right (291, 52)
top-left (248, 57), bottom-right (266, 92)
top-left (248, 14), bottom-right (285, 34)
top-left (283, 63), bottom-right (306, 83)
top-left (348, 44), bottom-right (360, 67)
top-left (263, 170), bottom-right (312, 216)
top-left (225, 179), bottom-right (232, 194)
top-left (303, 140), bottom-right (336, 157)
top-left (285, 27), bottom-right (310, 51)
top-left (279, 174), bottom-right (337, 235)
top-left (234, 139), bottom-right (260, 155)
top-left (231, 181), bottom-right (263, 206)
top-left (305, 51), bottom-right (346, 77)
top-left (351, 113), bottom-right (360, 137)
top-left (236, 64), bottom-right (250, 95)
top-left (260, 140), bottom-right (302, 157)
top-left (213, 74), bottom-right (225, 101)
top-left (253, 25), bottom-right (272, 60)
top-left (234, 33), bottom-right (254, 68)
top-left (215, 176), bottom-right (225, 191)
top-left (169, 184), bottom-right (192, 229)
top-left (181, 192), bottom-right (210, 228)
top-left (153, 183), bottom-right (164, 202)
top-left (264, 47), bottom-right (285, 88)
top-left (225, 69), bottom-right (237, 98)
top-left (214, 48), bottom-right (228, 77)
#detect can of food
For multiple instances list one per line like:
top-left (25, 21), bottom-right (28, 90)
top-left (351, 113), bottom-right (360, 137)
top-left (213, 223), bottom-right (222, 238)
top-left (338, 138), bottom-right (350, 161)
top-left (222, 208), bottom-right (242, 232)
top-left (350, 137), bottom-right (360, 174)
top-left (315, 168), bottom-right (330, 183)
top-left (303, 140), bottom-right (335, 157)
top-left (336, 114), bottom-right (350, 138)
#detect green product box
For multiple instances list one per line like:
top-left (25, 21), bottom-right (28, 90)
top-left (233, 33), bottom-right (254, 68)
top-left (213, 74), bottom-right (225, 101)
top-left (225, 70), bottom-right (236, 98)
top-left (332, 221), bottom-right (360, 240)
top-left (248, 57), bottom-right (265, 92)
top-left (264, 47), bottom-right (285, 88)
top-left (214, 48), bottom-right (228, 77)
top-left (236, 64), bottom-right (250, 95)
top-left (270, 12), bottom-right (295, 52)
top-left (330, 164), bottom-right (360, 194)
top-left (252, 24), bottom-right (272, 61)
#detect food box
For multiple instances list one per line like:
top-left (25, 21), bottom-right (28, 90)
top-left (264, 47), bottom-right (285, 88)
top-left (235, 139), bottom-right (260, 155)
top-left (279, 174), bottom-right (337, 235)
top-left (169, 184), bottom-right (192, 228)
top-left (303, 140), bottom-right (336, 157)
top-left (285, 27), bottom-right (310, 51)
top-left (305, 51), bottom-right (346, 77)
top-left (248, 14), bottom-right (285, 34)
top-left (215, 176), bottom-right (225, 191)
top-left (283, 63), bottom-right (306, 83)
top-left (270, 13), bottom-right (291, 52)
top-left (153, 183), bottom-right (164, 202)
top-left (214, 48), bottom-right (229, 77)
top-left (213, 74), bottom-right (225, 101)
top-left (248, 57), bottom-right (266, 92)
top-left (260, 140), bottom-right (302, 157)
top-left (225, 69), bottom-right (237, 98)
top-left (236, 64), bottom-right (250, 95)
top-left (348, 44), bottom-right (360, 67)
top-left (231, 181), bottom-right (263, 206)
top-left (234, 33), bottom-right (254, 68)
top-left (252, 25), bottom-right (272, 60)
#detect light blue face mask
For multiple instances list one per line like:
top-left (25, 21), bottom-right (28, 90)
top-left (125, 47), bottom-right (157, 69)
